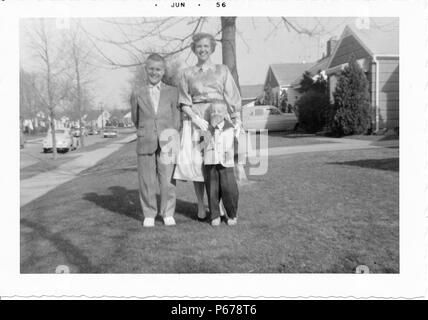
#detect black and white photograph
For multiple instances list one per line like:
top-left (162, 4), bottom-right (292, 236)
top-left (1, 0), bottom-right (427, 299)
top-left (19, 15), bottom-right (400, 274)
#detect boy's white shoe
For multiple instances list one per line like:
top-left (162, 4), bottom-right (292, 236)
top-left (227, 218), bottom-right (238, 226)
top-left (211, 217), bottom-right (221, 227)
top-left (143, 217), bottom-right (155, 227)
top-left (163, 217), bottom-right (176, 226)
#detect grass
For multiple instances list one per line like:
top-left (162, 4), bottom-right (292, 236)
top-left (20, 140), bottom-right (399, 273)
top-left (20, 155), bottom-right (80, 180)
top-left (346, 134), bottom-right (399, 148)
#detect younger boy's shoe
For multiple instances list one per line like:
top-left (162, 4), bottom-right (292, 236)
top-left (211, 217), bottom-right (221, 227)
top-left (227, 218), bottom-right (238, 226)
top-left (163, 216), bottom-right (176, 226)
top-left (143, 217), bottom-right (155, 228)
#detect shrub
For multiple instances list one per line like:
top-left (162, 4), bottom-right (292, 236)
top-left (298, 70), bottom-right (328, 94)
top-left (330, 57), bottom-right (371, 135)
top-left (295, 90), bottom-right (331, 133)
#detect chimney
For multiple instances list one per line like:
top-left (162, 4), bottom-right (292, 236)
top-left (327, 37), bottom-right (338, 57)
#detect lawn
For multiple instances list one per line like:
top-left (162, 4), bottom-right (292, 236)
top-left (20, 155), bottom-right (80, 180)
top-left (350, 135), bottom-right (399, 149)
top-left (20, 140), bottom-right (399, 273)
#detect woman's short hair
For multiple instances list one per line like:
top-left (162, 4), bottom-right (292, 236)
top-left (191, 32), bottom-right (217, 53)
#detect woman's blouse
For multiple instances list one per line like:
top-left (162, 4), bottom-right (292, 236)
top-left (178, 63), bottom-right (242, 119)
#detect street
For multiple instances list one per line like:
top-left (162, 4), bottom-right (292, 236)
top-left (20, 128), bottom-right (135, 172)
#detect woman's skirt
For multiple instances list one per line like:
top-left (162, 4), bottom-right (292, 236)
top-left (173, 101), bottom-right (213, 182)
top-left (173, 120), bottom-right (206, 182)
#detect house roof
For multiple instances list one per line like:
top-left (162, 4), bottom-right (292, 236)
top-left (345, 24), bottom-right (399, 56)
top-left (269, 63), bottom-right (315, 86)
top-left (290, 56), bottom-right (331, 87)
top-left (240, 84), bottom-right (264, 99)
top-left (329, 21), bottom-right (399, 66)
top-left (110, 109), bottom-right (128, 119)
top-left (307, 56), bottom-right (331, 75)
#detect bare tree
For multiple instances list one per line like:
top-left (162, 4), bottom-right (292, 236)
top-left (20, 68), bottom-right (43, 131)
top-left (26, 19), bottom-right (70, 159)
top-left (64, 20), bottom-right (96, 147)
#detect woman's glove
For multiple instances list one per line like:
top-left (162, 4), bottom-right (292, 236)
top-left (192, 116), bottom-right (209, 131)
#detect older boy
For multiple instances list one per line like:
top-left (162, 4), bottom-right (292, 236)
top-left (130, 54), bottom-right (180, 227)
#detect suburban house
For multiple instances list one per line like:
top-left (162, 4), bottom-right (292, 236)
top-left (84, 109), bottom-right (111, 129)
top-left (263, 63), bottom-right (313, 107)
top-left (109, 109), bottom-right (129, 126)
top-left (123, 111), bottom-right (132, 126)
top-left (325, 24), bottom-right (399, 130)
top-left (240, 84), bottom-right (264, 106)
top-left (290, 37), bottom-right (338, 96)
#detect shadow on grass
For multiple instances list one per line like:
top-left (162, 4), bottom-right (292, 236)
top-left (82, 186), bottom-right (199, 222)
top-left (328, 158), bottom-right (399, 172)
top-left (21, 218), bottom-right (100, 273)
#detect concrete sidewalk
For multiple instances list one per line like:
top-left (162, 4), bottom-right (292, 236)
top-left (263, 137), bottom-right (383, 157)
top-left (244, 136), bottom-right (387, 158)
top-left (20, 134), bottom-right (136, 207)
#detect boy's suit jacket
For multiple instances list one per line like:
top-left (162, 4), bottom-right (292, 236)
top-left (130, 82), bottom-right (181, 155)
top-left (204, 120), bottom-right (235, 167)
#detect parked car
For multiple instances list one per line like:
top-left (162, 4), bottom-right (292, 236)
top-left (88, 128), bottom-right (99, 135)
top-left (242, 105), bottom-right (298, 132)
top-left (103, 127), bottom-right (118, 138)
top-left (42, 128), bottom-right (76, 153)
top-left (72, 127), bottom-right (88, 137)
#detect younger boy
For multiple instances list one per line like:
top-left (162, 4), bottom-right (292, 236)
top-left (203, 102), bottom-right (239, 226)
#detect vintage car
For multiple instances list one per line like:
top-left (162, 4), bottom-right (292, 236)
top-left (102, 127), bottom-right (118, 138)
top-left (42, 128), bottom-right (76, 153)
top-left (242, 105), bottom-right (298, 132)
top-left (71, 127), bottom-right (88, 137)
top-left (88, 127), bottom-right (99, 135)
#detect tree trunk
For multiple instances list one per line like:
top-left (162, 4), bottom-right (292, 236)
top-left (76, 62), bottom-right (84, 148)
top-left (50, 109), bottom-right (57, 160)
top-left (221, 17), bottom-right (240, 91)
top-left (221, 17), bottom-right (250, 186)
top-left (47, 68), bottom-right (57, 160)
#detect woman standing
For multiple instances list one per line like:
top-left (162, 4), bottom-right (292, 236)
top-left (174, 32), bottom-right (242, 224)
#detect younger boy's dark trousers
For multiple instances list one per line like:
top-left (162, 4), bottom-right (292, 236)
top-left (203, 164), bottom-right (239, 221)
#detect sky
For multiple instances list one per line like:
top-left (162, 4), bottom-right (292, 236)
top-left (20, 17), bottom-right (398, 111)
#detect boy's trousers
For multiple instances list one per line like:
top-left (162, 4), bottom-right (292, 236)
top-left (203, 164), bottom-right (239, 221)
top-left (138, 145), bottom-right (176, 219)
